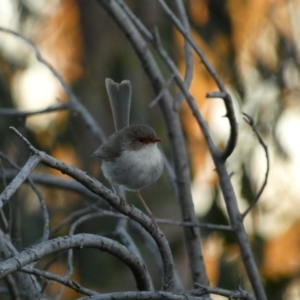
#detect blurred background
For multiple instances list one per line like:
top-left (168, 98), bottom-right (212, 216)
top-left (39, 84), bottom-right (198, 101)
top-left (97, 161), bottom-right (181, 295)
top-left (1, 0), bottom-right (300, 299)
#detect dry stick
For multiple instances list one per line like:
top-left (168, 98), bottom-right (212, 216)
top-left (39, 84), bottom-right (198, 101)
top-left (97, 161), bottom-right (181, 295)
top-left (4, 170), bottom-right (105, 204)
top-left (100, 0), bottom-right (209, 287)
top-left (0, 102), bottom-right (70, 117)
top-left (173, 0), bottom-right (194, 109)
top-left (9, 127), bottom-right (175, 292)
top-left (20, 267), bottom-right (97, 297)
top-left (241, 113), bottom-right (270, 219)
top-left (0, 153), bottom-right (50, 242)
top-left (0, 154), bottom-right (41, 209)
top-left (0, 26), bottom-right (106, 145)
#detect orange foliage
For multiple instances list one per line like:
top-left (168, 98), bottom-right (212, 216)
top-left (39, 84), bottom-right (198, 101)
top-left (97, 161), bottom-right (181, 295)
top-left (262, 220), bottom-right (300, 280)
top-left (35, 0), bottom-right (83, 85)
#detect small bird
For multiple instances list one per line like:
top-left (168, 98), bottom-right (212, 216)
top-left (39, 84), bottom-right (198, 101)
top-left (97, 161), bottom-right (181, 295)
top-left (92, 79), bottom-right (164, 220)
top-left (92, 124), bottom-right (163, 191)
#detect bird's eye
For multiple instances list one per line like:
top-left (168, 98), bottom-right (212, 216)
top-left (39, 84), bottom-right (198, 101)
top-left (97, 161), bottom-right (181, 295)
top-left (138, 137), bottom-right (145, 143)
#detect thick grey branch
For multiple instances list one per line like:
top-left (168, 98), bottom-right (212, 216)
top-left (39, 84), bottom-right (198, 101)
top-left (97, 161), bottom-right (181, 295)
top-left (0, 234), bottom-right (151, 291)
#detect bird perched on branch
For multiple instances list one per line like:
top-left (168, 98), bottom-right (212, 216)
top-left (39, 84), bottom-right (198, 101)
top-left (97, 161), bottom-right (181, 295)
top-left (92, 78), bottom-right (163, 219)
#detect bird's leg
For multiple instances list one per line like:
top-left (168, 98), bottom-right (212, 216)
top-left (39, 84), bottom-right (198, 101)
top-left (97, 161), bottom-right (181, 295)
top-left (136, 191), bottom-right (157, 227)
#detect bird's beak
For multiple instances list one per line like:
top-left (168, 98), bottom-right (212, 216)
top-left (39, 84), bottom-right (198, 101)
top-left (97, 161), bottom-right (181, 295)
top-left (153, 137), bottom-right (162, 143)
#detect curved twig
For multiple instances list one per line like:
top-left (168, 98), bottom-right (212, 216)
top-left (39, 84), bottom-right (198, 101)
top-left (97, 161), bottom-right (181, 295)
top-left (156, 0), bottom-right (238, 159)
top-left (0, 153), bottom-right (49, 242)
top-left (0, 233), bottom-right (151, 291)
top-left (21, 267), bottom-right (97, 296)
top-left (241, 113), bottom-right (270, 219)
top-left (0, 154), bottom-right (41, 209)
top-left (173, 0), bottom-right (194, 109)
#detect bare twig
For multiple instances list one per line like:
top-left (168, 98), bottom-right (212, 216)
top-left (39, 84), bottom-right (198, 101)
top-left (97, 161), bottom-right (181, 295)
top-left (241, 113), bottom-right (270, 219)
top-left (51, 206), bottom-right (232, 234)
top-left (0, 154), bottom-right (41, 209)
top-left (173, 0), bottom-right (194, 109)
top-left (148, 74), bottom-right (175, 108)
top-left (0, 102), bottom-right (70, 118)
top-left (21, 267), bottom-right (97, 296)
top-left (4, 170), bottom-right (105, 204)
top-left (78, 291), bottom-right (205, 300)
top-left (0, 152), bottom-right (49, 242)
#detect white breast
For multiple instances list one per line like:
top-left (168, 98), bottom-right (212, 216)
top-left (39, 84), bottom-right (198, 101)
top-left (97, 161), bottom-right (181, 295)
top-left (101, 143), bottom-right (164, 191)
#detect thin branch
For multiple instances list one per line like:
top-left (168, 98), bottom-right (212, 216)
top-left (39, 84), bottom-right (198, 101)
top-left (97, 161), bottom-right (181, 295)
top-left (20, 267), bottom-right (97, 296)
top-left (173, 0), bottom-right (194, 109)
top-left (0, 102), bottom-right (70, 118)
top-left (241, 113), bottom-right (270, 219)
top-left (0, 154), bottom-right (41, 209)
top-left (0, 153), bottom-right (49, 242)
top-left (53, 207), bottom-right (233, 234)
top-left (50, 206), bottom-right (94, 237)
top-left (148, 74), bottom-right (175, 108)
top-left (29, 182), bottom-right (49, 243)
top-left (4, 170), bottom-right (105, 204)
